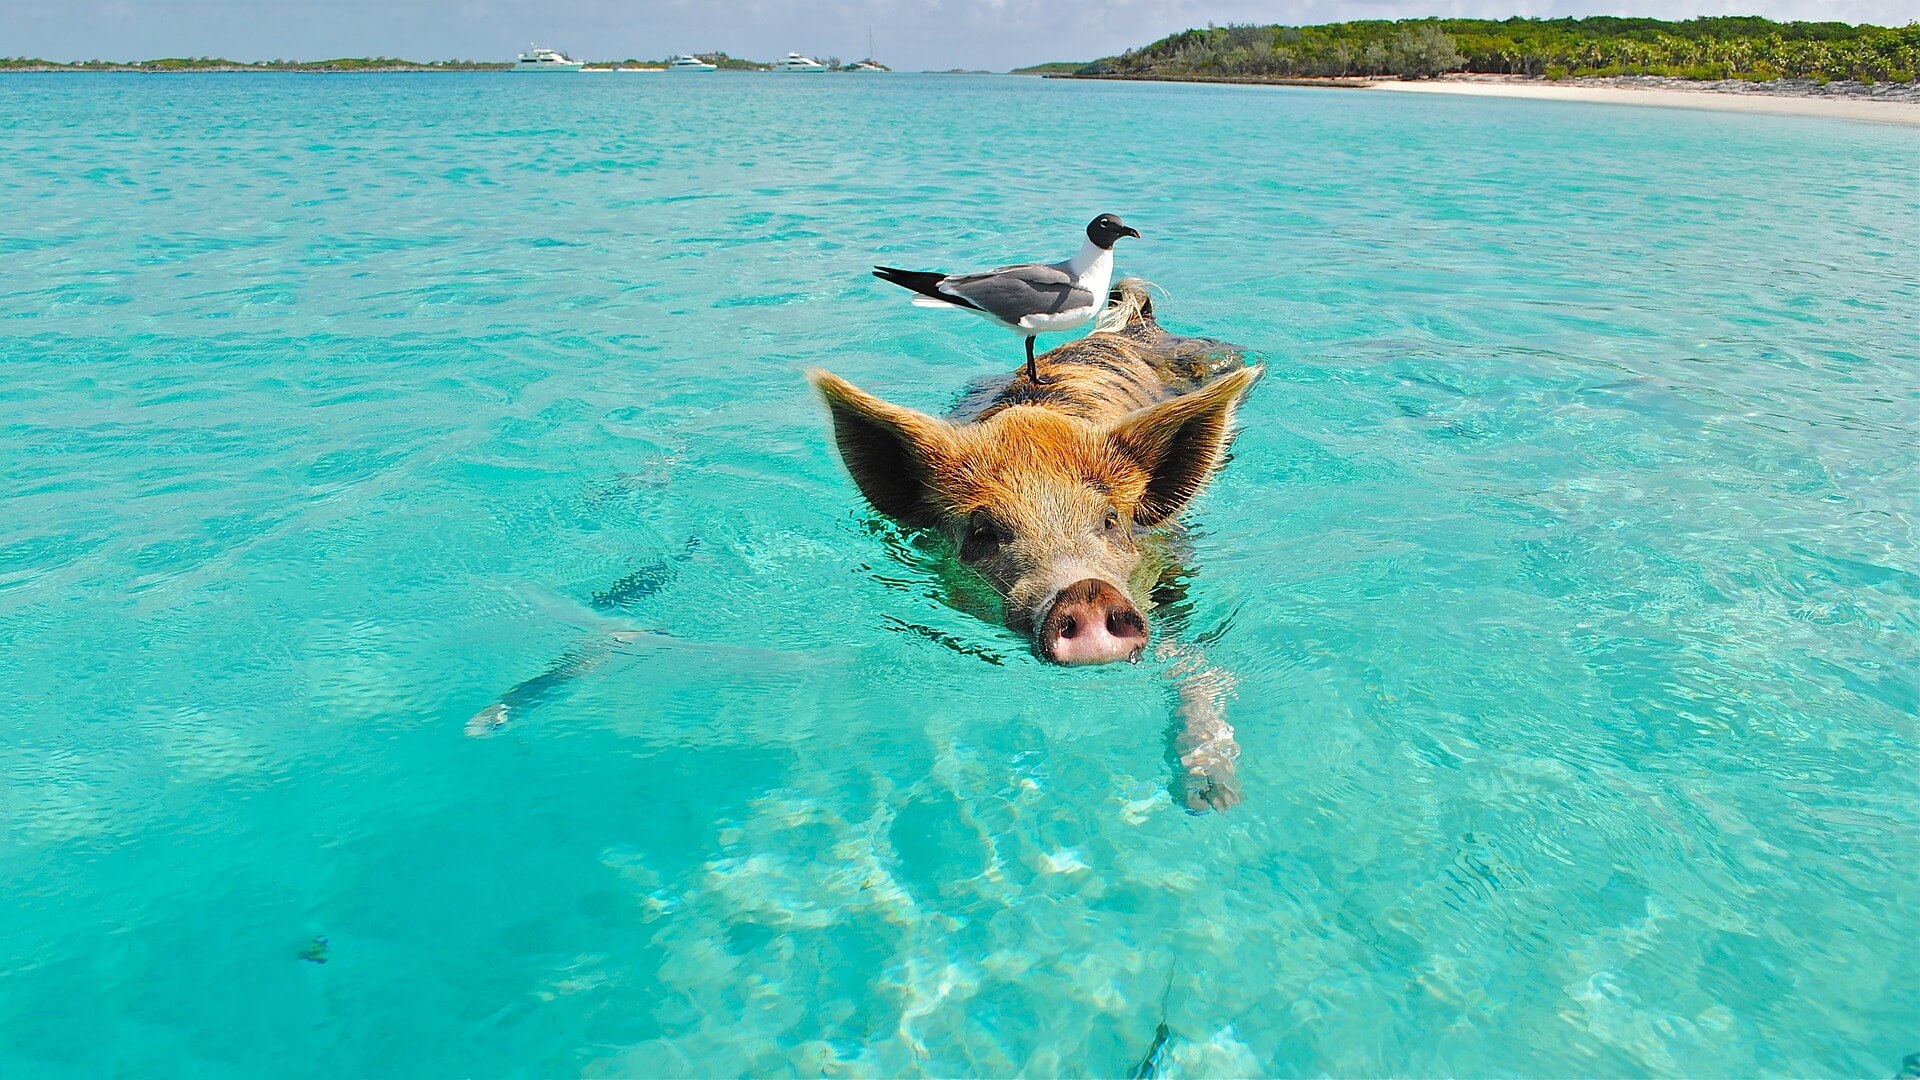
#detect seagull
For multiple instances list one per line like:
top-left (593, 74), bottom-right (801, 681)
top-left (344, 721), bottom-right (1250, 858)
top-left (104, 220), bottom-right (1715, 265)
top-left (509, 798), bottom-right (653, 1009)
top-left (874, 214), bottom-right (1141, 384)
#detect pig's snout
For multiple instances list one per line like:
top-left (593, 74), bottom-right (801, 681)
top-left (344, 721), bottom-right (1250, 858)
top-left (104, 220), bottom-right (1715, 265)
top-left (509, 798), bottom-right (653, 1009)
top-left (1038, 579), bottom-right (1147, 665)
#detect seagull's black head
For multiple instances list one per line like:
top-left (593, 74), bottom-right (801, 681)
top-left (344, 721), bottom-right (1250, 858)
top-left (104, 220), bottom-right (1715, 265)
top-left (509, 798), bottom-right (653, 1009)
top-left (1086, 214), bottom-right (1141, 250)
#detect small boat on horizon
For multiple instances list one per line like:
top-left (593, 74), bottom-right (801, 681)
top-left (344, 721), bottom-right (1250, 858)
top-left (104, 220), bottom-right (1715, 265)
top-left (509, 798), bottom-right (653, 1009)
top-left (666, 54), bottom-right (718, 72)
top-left (512, 46), bottom-right (583, 72)
top-left (770, 52), bottom-right (828, 73)
top-left (844, 32), bottom-right (889, 72)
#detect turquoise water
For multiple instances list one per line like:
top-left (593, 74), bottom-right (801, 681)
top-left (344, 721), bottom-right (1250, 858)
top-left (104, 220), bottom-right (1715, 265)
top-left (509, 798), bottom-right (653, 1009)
top-left (2, 72), bottom-right (1917, 1075)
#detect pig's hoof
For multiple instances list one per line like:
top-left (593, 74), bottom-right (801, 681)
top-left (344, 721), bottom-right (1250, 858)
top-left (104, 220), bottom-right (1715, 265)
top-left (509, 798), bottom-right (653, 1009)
top-left (1181, 763), bottom-right (1242, 814)
top-left (465, 702), bottom-right (508, 738)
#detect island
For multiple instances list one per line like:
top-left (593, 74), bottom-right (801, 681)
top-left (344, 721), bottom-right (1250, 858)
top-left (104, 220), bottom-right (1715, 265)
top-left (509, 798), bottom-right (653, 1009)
top-left (1052, 16), bottom-right (1919, 95)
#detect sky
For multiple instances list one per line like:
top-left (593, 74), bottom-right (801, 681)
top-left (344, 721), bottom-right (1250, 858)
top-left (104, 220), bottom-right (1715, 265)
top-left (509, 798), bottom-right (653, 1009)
top-left (10, 0), bottom-right (1915, 70)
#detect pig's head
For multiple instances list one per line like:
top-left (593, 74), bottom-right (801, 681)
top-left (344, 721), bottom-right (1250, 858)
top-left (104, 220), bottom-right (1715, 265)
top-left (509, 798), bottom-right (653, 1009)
top-left (809, 365), bottom-right (1260, 665)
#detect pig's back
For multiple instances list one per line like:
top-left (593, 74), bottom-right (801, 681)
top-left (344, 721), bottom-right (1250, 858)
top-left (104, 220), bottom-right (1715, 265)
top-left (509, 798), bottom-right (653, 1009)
top-left (957, 279), bottom-right (1249, 425)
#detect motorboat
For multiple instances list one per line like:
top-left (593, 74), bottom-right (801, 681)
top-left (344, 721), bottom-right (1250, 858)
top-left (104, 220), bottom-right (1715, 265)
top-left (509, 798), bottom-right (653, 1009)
top-left (769, 52), bottom-right (828, 73)
top-left (512, 47), bottom-right (583, 72)
top-left (666, 54), bottom-right (718, 72)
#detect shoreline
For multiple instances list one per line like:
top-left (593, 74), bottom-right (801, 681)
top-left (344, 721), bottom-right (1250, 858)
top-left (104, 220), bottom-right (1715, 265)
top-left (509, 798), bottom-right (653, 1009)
top-left (1056, 73), bottom-right (1377, 90)
top-left (1056, 72), bottom-right (1920, 125)
top-left (1372, 74), bottom-right (1920, 125)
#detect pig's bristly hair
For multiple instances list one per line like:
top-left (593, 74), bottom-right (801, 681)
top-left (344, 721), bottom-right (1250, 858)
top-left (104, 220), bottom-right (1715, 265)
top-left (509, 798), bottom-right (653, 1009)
top-left (1092, 277), bottom-right (1162, 338)
top-left (809, 277), bottom-right (1260, 534)
top-left (969, 279), bottom-right (1175, 428)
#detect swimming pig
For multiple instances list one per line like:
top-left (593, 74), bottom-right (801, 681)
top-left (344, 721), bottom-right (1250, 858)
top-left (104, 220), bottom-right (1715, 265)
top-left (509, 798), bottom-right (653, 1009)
top-left (811, 279), bottom-right (1259, 810)
top-left (466, 281), bottom-right (1256, 812)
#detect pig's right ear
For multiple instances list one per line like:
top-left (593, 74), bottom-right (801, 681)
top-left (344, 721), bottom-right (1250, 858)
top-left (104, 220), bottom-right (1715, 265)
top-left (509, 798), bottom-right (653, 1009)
top-left (1108, 365), bottom-right (1262, 527)
top-left (807, 370), bottom-right (952, 529)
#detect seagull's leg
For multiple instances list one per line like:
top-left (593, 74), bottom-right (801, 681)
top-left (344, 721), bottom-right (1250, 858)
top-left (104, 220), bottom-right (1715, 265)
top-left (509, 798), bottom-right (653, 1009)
top-left (1024, 336), bottom-right (1048, 384)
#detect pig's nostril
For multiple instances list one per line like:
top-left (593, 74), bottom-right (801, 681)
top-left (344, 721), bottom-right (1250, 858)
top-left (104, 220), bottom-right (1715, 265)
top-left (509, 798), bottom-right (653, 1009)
top-left (1038, 580), bottom-right (1152, 665)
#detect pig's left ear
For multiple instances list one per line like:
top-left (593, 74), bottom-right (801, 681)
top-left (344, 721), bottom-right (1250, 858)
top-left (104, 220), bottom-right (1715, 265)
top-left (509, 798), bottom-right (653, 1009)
top-left (807, 369), bottom-right (954, 529)
top-left (1107, 365), bottom-right (1262, 527)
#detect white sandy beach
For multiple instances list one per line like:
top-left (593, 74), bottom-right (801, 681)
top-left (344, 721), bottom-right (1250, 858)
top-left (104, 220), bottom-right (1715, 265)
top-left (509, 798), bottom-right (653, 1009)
top-left (1370, 76), bottom-right (1920, 126)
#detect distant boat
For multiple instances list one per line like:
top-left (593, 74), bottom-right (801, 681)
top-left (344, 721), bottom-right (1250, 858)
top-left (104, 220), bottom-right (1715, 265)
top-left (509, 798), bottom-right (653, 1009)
top-left (666, 54), bottom-right (717, 72)
top-left (770, 52), bottom-right (828, 73)
top-left (845, 31), bottom-right (889, 72)
top-left (513, 46), bottom-right (583, 72)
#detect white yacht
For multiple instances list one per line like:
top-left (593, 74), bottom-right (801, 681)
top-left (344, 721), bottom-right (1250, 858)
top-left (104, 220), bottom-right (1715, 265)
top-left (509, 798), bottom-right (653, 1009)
top-left (666, 54), bottom-right (717, 72)
top-left (769, 52), bottom-right (828, 73)
top-left (512, 46), bottom-right (583, 72)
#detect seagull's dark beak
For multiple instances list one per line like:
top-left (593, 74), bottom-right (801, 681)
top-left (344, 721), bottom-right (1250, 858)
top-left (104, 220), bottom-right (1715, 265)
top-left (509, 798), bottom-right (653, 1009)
top-left (1123, 226), bottom-right (1142, 240)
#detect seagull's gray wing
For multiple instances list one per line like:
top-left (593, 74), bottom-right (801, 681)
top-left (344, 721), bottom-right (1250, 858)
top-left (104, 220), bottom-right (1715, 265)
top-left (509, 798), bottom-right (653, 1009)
top-left (938, 261), bottom-right (1095, 327)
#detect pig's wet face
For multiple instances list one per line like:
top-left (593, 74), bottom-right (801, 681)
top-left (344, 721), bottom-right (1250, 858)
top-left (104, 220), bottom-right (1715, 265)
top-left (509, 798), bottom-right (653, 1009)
top-left (928, 428), bottom-right (1160, 662)
top-left (947, 464), bottom-right (1152, 663)
top-left (810, 365), bottom-right (1259, 666)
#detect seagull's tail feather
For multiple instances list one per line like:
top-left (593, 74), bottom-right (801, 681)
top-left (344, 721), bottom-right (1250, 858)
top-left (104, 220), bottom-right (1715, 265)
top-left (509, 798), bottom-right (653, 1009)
top-left (873, 266), bottom-right (977, 310)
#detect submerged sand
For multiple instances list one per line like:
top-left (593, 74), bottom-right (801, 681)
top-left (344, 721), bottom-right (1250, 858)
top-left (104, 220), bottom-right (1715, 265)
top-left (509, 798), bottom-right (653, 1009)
top-left (1369, 76), bottom-right (1920, 126)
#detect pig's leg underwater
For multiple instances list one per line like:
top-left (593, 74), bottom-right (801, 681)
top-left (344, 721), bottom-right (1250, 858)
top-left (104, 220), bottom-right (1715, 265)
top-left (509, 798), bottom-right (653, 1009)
top-left (465, 629), bottom-right (651, 737)
top-left (465, 540), bottom-right (700, 736)
top-left (1161, 642), bottom-right (1241, 812)
top-left (464, 628), bottom-right (818, 737)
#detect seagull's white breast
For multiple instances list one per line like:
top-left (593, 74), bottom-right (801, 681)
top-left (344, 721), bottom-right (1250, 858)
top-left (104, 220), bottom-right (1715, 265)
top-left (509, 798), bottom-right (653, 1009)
top-left (1017, 244), bottom-right (1114, 332)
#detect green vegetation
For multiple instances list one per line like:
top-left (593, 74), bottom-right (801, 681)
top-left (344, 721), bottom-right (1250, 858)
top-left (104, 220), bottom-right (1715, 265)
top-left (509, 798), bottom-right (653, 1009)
top-left (1011, 61), bottom-right (1089, 75)
top-left (0, 57), bottom-right (116, 70)
top-left (1084, 17), bottom-right (1920, 83)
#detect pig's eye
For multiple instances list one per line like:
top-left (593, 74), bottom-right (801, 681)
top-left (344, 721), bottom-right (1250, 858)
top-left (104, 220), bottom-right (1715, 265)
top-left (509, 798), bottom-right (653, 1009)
top-left (960, 516), bottom-right (1002, 562)
top-left (1102, 509), bottom-right (1122, 534)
